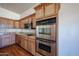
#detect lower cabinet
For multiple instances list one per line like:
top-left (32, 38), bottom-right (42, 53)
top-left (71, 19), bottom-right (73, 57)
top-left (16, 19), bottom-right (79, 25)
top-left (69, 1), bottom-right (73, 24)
top-left (16, 35), bottom-right (35, 55)
top-left (16, 35), bottom-right (21, 45)
top-left (1, 34), bottom-right (15, 48)
top-left (21, 39), bottom-right (25, 48)
top-left (27, 39), bottom-right (35, 55)
top-left (2, 36), bottom-right (10, 47)
top-left (24, 39), bottom-right (28, 50)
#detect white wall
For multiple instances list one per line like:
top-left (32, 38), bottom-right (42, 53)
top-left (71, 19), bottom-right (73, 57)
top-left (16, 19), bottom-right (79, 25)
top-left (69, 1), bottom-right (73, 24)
top-left (0, 7), bottom-right (20, 20)
top-left (58, 3), bottom-right (79, 56)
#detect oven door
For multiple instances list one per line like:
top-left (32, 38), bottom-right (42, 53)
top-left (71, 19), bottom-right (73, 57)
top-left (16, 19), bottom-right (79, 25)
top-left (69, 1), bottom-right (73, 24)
top-left (36, 39), bottom-right (56, 56)
top-left (36, 24), bottom-right (56, 41)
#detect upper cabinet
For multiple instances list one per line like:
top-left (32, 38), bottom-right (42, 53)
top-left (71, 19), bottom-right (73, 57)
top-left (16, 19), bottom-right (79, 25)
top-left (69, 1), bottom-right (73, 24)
top-left (31, 13), bottom-right (36, 29)
top-left (34, 4), bottom-right (44, 20)
top-left (34, 3), bottom-right (60, 20)
top-left (8, 20), bottom-right (14, 28)
top-left (44, 3), bottom-right (56, 17)
top-left (19, 20), bottom-right (24, 29)
top-left (0, 17), bottom-right (15, 29)
top-left (14, 21), bottom-right (19, 29)
top-left (19, 13), bottom-right (36, 29)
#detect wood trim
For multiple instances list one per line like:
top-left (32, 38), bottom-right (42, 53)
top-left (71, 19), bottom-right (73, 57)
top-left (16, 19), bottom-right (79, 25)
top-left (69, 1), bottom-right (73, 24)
top-left (55, 3), bottom-right (61, 14)
top-left (36, 14), bottom-right (58, 21)
top-left (19, 13), bottom-right (36, 21)
top-left (34, 3), bottom-right (45, 10)
top-left (0, 17), bottom-right (16, 21)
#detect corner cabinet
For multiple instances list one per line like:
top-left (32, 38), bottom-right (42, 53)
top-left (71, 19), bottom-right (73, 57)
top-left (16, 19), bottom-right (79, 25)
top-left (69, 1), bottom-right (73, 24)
top-left (16, 35), bottom-right (21, 46)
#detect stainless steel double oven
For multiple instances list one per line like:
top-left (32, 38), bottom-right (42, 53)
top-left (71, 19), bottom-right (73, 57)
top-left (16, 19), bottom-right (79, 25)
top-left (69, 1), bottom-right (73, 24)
top-left (36, 17), bottom-right (56, 56)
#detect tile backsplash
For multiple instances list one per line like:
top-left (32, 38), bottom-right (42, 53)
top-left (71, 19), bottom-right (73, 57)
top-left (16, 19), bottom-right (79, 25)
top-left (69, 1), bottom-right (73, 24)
top-left (0, 29), bottom-right (35, 35)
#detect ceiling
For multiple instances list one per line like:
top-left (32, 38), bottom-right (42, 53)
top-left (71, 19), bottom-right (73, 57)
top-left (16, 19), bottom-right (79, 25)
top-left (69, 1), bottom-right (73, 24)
top-left (0, 3), bottom-right (36, 14)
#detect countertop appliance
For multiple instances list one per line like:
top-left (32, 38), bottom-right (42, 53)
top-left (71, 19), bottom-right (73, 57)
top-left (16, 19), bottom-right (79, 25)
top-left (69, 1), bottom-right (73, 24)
top-left (36, 17), bottom-right (56, 56)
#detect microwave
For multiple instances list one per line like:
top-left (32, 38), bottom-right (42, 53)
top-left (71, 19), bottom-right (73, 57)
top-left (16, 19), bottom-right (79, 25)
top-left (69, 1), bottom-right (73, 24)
top-left (24, 23), bottom-right (33, 29)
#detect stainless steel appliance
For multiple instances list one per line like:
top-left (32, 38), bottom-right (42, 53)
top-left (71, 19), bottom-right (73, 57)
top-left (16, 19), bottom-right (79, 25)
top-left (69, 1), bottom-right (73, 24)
top-left (36, 17), bottom-right (56, 56)
top-left (24, 22), bottom-right (33, 29)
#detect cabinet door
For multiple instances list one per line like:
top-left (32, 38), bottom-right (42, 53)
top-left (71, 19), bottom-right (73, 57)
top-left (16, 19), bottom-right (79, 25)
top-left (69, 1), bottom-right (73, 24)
top-left (27, 40), bottom-right (31, 52)
top-left (10, 34), bottom-right (15, 44)
top-left (21, 38), bottom-right (25, 48)
top-left (30, 41), bottom-right (35, 55)
top-left (55, 3), bottom-right (60, 14)
top-left (35, 5), bottom-right (44, 19)
top-left (19, 20), bottom-right (24, 29)
top-left (45, 3), bottom-right (56, 17)
top-left (32, 14), bottom-right (36, 28)
top-left (2, 36), bottom-right (10, 47)
top-left (28, 17), bottom-right (32, 23)
top-left (8, 20), bottom-right (14, 28)
top-left (24, 39), bottom-right (28, 50)
top-left (14, 21), bottom-right (19, 29)
top-left (28, 39), bottom-right (35, 55)
top-left (16, 35), bottom-right (21, 45)
top-left (25, 18), bottom-right (29, 24)
top-left (21, 39), bottom-right (23, 47)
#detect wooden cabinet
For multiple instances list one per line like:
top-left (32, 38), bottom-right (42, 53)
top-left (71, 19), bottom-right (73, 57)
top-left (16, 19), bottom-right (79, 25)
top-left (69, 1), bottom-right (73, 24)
top-left (32, 14), bottom-right (36, 28)
top-left (8, 20), bottom-right (14, 28)
top-left (24, 39), bottom-right (28, 50)
top-left (34, 3), bottom-right (60, 20)
top-left (28, 17), bottom-right (32, 23)
top-left (0, 17), bottom-right (15, 28)
top-left (34, 4), bottom-right (44, 19)
top-left (16, 35), bottom-right (35, 55)
top-left (16, 35), bottom-right (21, 45)
top-left (21, 39), bottom-right (25, 48)
top-left (27, 37), bottom-right (35, 55)
top-left (44, 3), bottom-right (60, 17)
top-left (19, 20), bottom-right (23, 29)
top-left (19, 19), bottom-right (26, 29)
top-left (19, 13), bottom-right (36, 29)
top-left (14, 21), bottom-right (19, 29)
top-left (44, 3), bottom-right (56, 17)
top-left (25, 18), bottom-right (29, 24)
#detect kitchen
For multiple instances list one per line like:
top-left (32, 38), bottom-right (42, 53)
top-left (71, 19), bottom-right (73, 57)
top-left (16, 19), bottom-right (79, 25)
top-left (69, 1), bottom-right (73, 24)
top-left (0, 3), bottom-right (79, 56)
top-left (0, 3), bottom-right (60, 56)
